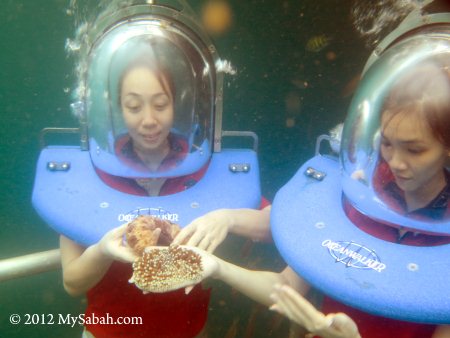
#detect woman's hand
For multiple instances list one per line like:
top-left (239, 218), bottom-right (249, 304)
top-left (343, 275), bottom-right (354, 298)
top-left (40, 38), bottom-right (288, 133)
top-left (60, 223), bottom-right (141, 296)
top-left (270, 284), bottom-right (361, 338)
top-left (172, 209), bottom-right (235, 252)
top-left (181, 245), bottom-right (220, 294)
top-left (186, 245), bottom-right (220, 284)
top-left (97, 223), bottom-right (141, 263)
top-left (133, 245), bottom-right (220, 294)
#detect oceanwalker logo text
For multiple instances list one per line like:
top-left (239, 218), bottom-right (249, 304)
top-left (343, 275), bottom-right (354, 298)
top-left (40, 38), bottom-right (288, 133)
top-left (118, 207), bottom-right (179, 223)
top-left (322, 239), bottom-right (386, 272)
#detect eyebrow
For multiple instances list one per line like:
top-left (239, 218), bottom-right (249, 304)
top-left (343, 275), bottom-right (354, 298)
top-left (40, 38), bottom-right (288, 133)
top-left (123, 92), bottom-right (169, 98)
top-left (380, 133), bottom-right (424, 145)
top-left (122, 92), bottom-right (141, 98)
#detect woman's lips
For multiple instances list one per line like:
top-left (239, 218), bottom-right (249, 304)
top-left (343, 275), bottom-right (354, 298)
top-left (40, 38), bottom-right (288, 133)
top-left (394, 174), bottom-right (411, 183)
top-left (141, 133), bottom-right (160, 143)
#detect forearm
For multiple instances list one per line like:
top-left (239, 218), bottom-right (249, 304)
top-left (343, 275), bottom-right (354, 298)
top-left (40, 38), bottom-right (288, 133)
top-left (214, 258), bottom-right (307, 307)
top-left (60, 236), bottom-right (113, 296)
top-left (227, 206), bottom-right (272, 242)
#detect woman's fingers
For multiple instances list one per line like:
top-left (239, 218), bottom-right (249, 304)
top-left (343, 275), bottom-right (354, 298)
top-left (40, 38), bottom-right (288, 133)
top-left (276, 284), bottom-right (322, 320)
top-left (271, 285), bottom-right (361, 338)
top-left (270, 284), bottom-right (329, 333)
top-left (326, 313), bottom-right (359, 338)
top-left (172, 226), bottom-right (194, 245)
top-left (109, 223), bottom-right (129, 239)
top-left (184, 285), bottom-right (195, 295)
top-left (198, 233), bottom-right (217, 251)
top-left (205, 239), bottom-right (220, 253)
top-left (185, 229), bottom-right (207, 247)
top-left (153, 227), bottom-right (162, 243)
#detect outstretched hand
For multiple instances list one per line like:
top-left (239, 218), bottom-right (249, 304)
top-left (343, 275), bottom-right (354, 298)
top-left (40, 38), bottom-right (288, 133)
top-left (172, 209), bottom-right (235, 252)
top-left (270, 284), bottom-right (361, 338)
top-left (133, 245), bottom-right (220, 294)
top-left (183, 245), bottom-right (219, 283)
top-left (97, 223), bottom-right (140, 263)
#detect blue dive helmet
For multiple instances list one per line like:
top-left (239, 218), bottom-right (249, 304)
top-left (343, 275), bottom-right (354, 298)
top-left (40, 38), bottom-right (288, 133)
top-left (270, 9), bottom-right (450, 324)
top-left (74, 1), bottom-right (220, 178)
top-left (33, 1), bottom-right (262, 246)
top-left (341, 20), bottom-right (450, 234)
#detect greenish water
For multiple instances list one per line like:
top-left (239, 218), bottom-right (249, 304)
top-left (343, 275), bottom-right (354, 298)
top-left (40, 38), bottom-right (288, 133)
top-left (0, 1), bottom-right (368, 337)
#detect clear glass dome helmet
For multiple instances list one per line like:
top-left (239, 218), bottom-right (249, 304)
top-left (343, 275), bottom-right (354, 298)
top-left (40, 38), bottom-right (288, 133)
top-left (76, 2), bottom-right (218, 178)
top-left (340, 24), bottom-right (450, 233)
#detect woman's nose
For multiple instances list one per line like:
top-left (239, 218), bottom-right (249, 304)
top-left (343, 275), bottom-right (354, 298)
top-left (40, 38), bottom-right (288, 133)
top-left (388, 150), bottom-right (407, 171)
top-left (141, 106), bottom-right (157, 126)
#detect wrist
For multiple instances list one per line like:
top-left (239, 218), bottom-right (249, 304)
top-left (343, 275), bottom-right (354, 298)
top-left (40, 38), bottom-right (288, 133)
top-left (211, 256), bottom-right (226, 279)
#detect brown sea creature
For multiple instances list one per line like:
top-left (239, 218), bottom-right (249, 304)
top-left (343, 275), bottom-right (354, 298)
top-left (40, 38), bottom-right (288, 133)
top-left (126, 215), bottom-right (181, 255)
top-left (129, 245), bottom-right (203, 293)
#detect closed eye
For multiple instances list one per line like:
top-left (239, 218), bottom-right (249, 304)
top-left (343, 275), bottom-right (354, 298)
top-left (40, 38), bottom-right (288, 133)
top-left (407, 147), bottom-right (426, 154)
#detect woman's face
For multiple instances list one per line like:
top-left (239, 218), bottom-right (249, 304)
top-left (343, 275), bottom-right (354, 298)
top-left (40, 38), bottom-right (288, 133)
top-left (120, 66), bottom-right (174, 155)
top-left (380, 111), bottom-right (448, 196)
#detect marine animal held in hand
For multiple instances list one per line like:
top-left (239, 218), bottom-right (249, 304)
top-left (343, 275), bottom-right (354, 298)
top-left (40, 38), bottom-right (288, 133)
top-left (125, 215), bottom-right (181, 255)
top-left (126, 215), bottom-right (202, 293)
top-left (130, 245), bottom-right (203, 293)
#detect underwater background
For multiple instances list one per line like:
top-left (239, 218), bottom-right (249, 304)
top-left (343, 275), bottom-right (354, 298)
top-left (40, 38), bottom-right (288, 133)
top-left (0, 0), bottom-right (372, 337)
